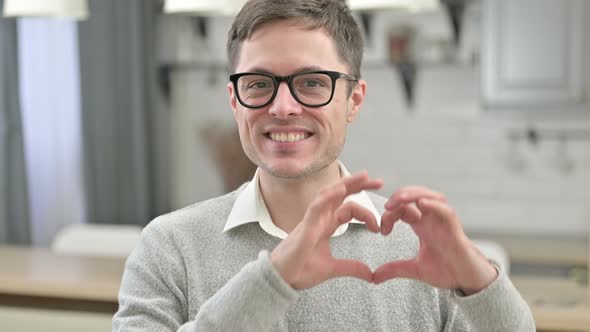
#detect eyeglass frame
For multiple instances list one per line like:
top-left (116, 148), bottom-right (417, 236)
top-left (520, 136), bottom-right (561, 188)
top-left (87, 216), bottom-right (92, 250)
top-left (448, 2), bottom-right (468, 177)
top-left (229, 70), bottom-right (359, 109)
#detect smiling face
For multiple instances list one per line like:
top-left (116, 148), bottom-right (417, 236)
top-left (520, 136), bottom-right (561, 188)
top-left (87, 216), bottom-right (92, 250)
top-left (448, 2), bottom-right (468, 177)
top-left (228, 19), bottom-right (366, 179)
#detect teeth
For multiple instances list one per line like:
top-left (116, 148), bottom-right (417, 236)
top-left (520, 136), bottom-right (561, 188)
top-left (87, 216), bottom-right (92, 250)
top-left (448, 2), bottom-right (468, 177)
top-left (270, 132), bottom-right (308, 142)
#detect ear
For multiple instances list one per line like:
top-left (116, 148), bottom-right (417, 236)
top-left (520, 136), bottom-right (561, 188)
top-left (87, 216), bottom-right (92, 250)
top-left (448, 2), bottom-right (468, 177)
top-left (228, 82), bottom-right (239, 120)
top-left (346, 79), bottom-right (367, 123)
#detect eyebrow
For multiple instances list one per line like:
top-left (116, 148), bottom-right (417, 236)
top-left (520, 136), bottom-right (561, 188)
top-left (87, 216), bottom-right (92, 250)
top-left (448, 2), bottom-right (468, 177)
top-left (245, 66), bottom-right (326, 76)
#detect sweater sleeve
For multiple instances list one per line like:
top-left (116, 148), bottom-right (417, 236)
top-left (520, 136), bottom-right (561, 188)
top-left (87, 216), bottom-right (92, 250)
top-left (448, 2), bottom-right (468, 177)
top-left (444, 263), bottom-right (536, 331)
top-left (112, 221), bottom-right (299, 332)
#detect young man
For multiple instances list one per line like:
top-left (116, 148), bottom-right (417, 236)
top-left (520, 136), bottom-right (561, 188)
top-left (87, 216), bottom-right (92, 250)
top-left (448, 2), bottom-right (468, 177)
top-left (113, 0), bottom-right (534, 330)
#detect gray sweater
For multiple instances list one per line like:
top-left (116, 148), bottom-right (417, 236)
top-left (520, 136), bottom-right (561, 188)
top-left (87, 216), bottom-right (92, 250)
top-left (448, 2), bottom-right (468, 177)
top-left (113, 186), bottom-right (535, 331)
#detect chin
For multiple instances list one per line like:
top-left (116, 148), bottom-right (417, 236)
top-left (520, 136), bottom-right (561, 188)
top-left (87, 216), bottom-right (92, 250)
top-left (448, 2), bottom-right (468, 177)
top-left (260, 158), bottom-right (333, 180)
top-left (262, 163), bottom-right (309, 179)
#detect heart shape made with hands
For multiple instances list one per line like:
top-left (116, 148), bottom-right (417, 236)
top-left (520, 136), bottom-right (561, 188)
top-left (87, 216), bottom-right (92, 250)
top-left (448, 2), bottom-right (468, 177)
top-left (270, 172), bottom-right (498, 294)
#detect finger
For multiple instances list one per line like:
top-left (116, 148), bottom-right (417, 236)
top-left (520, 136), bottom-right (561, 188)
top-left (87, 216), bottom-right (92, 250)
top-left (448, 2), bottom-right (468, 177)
top-left (340, 171), bottom-right (383, 199)
top-left (416, 199), bottom-right (463, 232)
top-left (385, 186), bottom-right (447, 209)
top-left (317, 171), bottom-right (383, 209)
top-left (333, 201), bottom-right (379, 233)
top-left (309, 183), bottom-right (348, 216)
top-left (307, 172), bottom-right (383, 226)
top-left (372, 259), bottom-right (420, 284)
top-left (400, 203), bottom-right (422, 225)
top-left (380, 202), bottom-right (422, 235)
top-left (380, 206), bottom-right (404, 236)
top-left (330, 258), bottom-right (373, 283)
top-left (386, 188), bottom-right (446, 210)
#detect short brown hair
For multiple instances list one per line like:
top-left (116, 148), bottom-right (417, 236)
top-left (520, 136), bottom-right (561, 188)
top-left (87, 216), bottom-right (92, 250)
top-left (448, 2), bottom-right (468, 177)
top-left (226, 0), bottom-right (364, 80)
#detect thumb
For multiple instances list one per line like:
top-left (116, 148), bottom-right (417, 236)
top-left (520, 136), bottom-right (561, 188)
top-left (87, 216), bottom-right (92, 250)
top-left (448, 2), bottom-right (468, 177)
top-left (372, 259), bottom-right (419, 284)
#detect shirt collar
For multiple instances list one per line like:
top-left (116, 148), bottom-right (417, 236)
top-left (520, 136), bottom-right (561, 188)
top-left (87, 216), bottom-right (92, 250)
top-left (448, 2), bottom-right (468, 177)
top-left (223, 161), bottom-right (381, 239)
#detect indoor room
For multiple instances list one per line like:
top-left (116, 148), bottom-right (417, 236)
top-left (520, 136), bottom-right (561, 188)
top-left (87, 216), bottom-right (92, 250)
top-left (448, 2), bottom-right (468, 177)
top-left (0, 0), bottom-right (589, 331)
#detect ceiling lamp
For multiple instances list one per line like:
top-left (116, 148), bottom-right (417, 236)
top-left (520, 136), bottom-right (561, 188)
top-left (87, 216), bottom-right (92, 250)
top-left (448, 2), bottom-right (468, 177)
top-left (3, 0), bottom-right (88, 20)
top-left (348, 0), bottom-right (439, 12)
top-left (164, 0), bottom-right (247, 16)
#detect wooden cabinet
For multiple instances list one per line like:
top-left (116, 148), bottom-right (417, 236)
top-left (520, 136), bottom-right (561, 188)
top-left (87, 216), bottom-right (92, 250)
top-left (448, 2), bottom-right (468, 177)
top-left (482, 0), bottom-right (589, 110)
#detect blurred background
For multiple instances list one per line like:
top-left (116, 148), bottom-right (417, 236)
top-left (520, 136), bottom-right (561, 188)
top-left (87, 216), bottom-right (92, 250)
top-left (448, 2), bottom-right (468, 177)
top-left (0, 0), bottom-right (589, 331)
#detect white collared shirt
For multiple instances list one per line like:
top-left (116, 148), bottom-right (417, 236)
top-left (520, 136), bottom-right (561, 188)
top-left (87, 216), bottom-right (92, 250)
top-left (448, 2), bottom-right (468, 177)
top-left (223, 161), bottom-right (381, 239)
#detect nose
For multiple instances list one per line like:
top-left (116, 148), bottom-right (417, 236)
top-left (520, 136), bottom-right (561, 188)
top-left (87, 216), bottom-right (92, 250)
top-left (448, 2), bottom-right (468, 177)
top-left (268, 82), bottom-right (303, 118)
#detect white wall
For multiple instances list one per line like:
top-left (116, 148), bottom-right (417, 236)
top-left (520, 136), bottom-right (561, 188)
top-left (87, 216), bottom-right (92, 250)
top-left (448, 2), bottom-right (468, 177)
top-left (343, 65), bottom-right (590, 236)
top-left (164, 10), bottom-right (590, 236)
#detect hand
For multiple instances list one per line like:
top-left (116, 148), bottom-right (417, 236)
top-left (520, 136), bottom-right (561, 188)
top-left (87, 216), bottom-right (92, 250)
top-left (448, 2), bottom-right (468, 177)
top-left (270, 171), bottom-right (383, 290)
top-left (373, 186), bottom-right (498, 295)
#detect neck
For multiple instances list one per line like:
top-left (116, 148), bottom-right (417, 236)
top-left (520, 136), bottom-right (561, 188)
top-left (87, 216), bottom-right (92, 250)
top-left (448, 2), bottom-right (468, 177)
top-left (258, 161), bottom-right (342, 234)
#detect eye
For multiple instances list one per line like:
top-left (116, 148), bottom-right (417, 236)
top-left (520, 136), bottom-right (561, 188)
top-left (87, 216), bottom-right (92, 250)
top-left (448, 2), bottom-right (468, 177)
top-left (298, 78), bottom-right (328, 89)
top-left (294, 73), bottom-right (330, 90)
top-left (302, 79), bottom-right (322, 88)
top-left (247, 81), bottom-right (271, 89)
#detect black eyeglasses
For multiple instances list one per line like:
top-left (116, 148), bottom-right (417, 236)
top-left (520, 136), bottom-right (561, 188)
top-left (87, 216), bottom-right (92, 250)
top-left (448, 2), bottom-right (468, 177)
top-left (229, 70), bottom-right (358, 109)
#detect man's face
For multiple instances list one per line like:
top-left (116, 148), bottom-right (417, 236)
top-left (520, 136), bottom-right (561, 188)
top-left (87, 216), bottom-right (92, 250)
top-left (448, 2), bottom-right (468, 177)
top-left (228, 19), bottom-right (366, 179)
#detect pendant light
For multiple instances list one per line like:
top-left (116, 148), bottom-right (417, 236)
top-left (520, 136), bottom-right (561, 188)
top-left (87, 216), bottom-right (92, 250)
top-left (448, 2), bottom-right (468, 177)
top-left (3, 0), bottom-right (88, 20)
top-left (164, 0), bottom-right (247, 16)
top-left (348, 0), bottom-right (439, 12)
